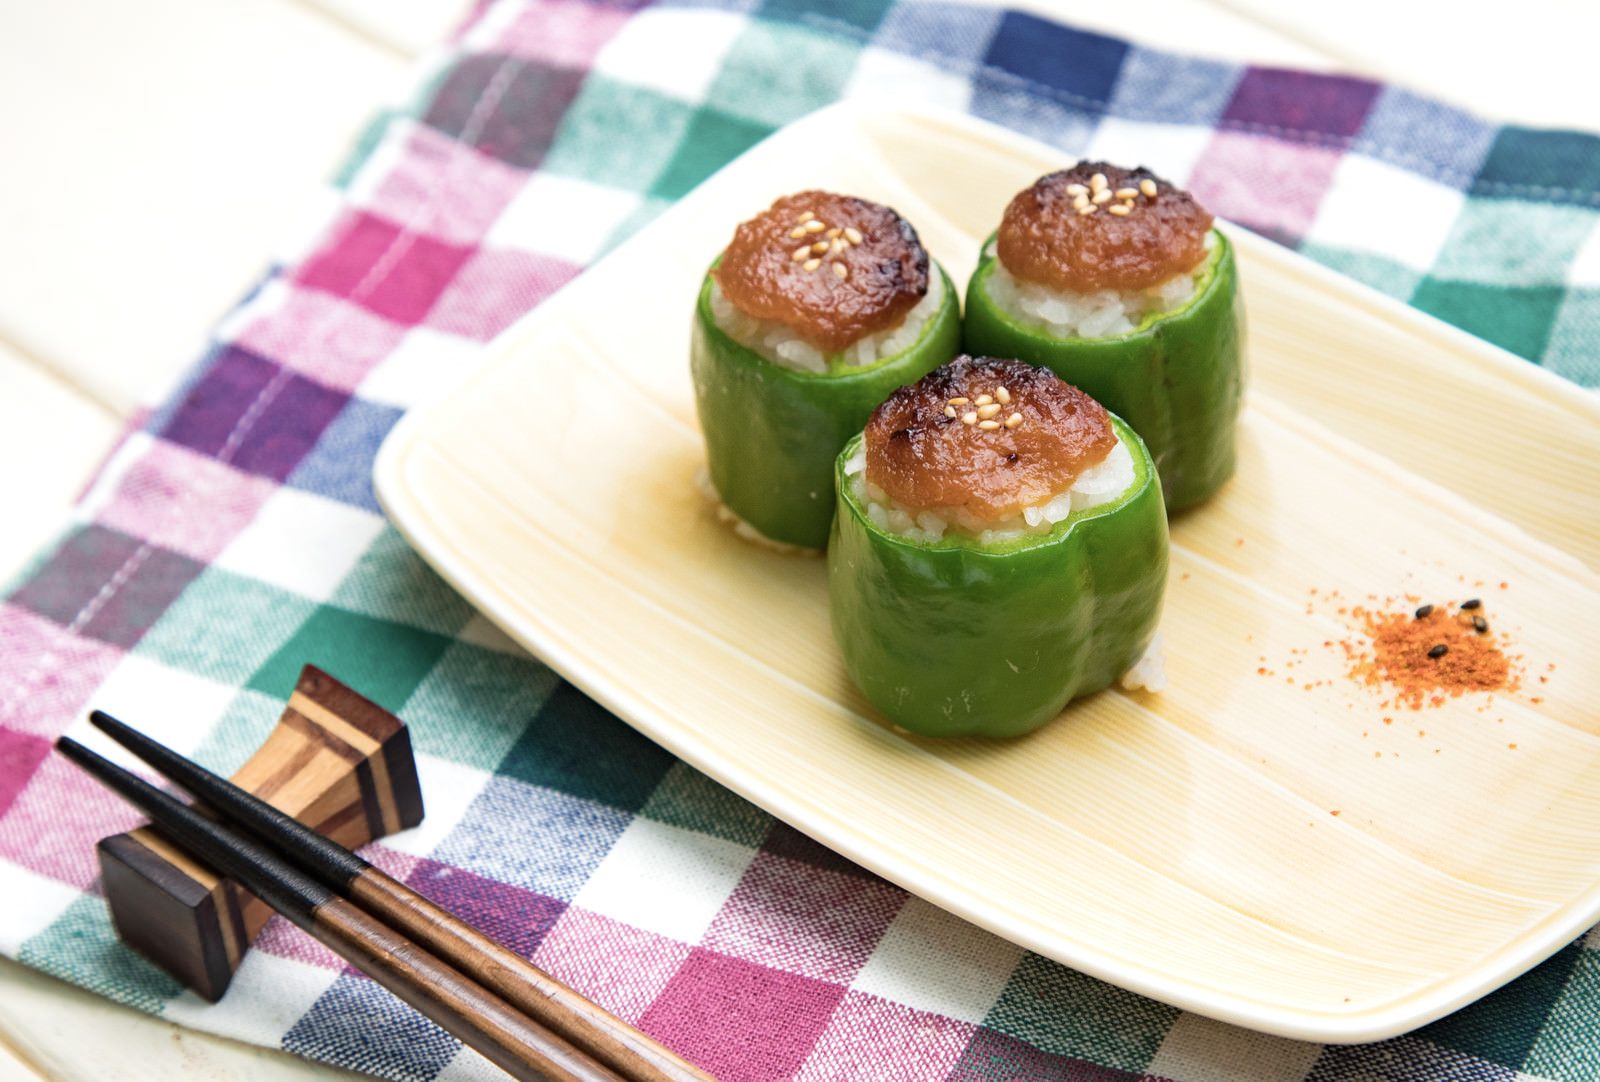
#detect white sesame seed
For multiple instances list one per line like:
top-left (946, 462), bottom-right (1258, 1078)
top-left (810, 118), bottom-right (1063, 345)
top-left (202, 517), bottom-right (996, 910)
top-left (944, 405), bottom-right (956, 418)
top-left (805, 220), bottom-right (825, 233)
top-left (825, 227), bottom-right (841, 238)
top-left (792, 246), bottom-right (810, 261)
top-left (789, 227), bottom-right (808, 239)
top-left (996, 387), bottom-right (1010, 405)
top-left (977, 403), bottom-right (1001, 419)
top-left (832, 262), bottom-right (848, 279)
top-left (844, 227), bottom-right (863, 244)
top-left (1090, 172), bottom-right (1108, 190)
top-left (1108, 204), bottom-right (1131, 215)
top-left (810, 241), bottom-right (828, 254)
top-left (1077, 203), bottom-right (1098, 216)
top-left (832, 238), bottom-right (847, 253)
top-left (978, 420), bottom-right (1001, 430)
top-left (803, 258), bottom-right (821, 271)
top-left (798, 211), bottom-right (815, 222)
top-left (974, 394), bottom-right (993, 406)
top-left (1140, 178), bottom-right (1158, 197)
top-left (1093, 189), bottom-right (1113, 204)
top-left (948, 397), bottom-right (969, 405)
top-left (1115, 187), bottom-right (1138, 200)
top-left (1005, 413), bottom-right (1023, 428)
top-left (1073, 193), bottom-right (1090, 209)
top-left (1065, 183), bottom-right (1088, 196)
top-left (962, 411), bottom-right (978, 425)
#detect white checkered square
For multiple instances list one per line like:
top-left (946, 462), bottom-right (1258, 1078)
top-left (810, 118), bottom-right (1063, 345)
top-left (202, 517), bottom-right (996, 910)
top-left (591, 7), bottom-right (748, 103)
top-left (572, 817), bottom-right (755, 944)
top-left (1568, 217), bottom-right (1600, 287)
top-left (355, 326), bottom-right (487, 411)
top-left (1084, 117), bottom-right (1219, 190)
top-left (213, 486), bottom-right (385, 602)
top-left (487, 173), bottom-right (641, 265)
top-left (162, 951), bottom-right (340, 1044)
top-left (1306, 152), bottom-right (1465, 272)
top-left (1147, 1011), bottom-right (1322, 1082)
top-left (381, 752), bottom-right (496, 858)
top-left (0, 860), bottom-right (81, 952)
top-left (844, 47), bottom-right (971, 113)
top-left (851, 896), bottom-right (1023, 1023)
top-left (72, 654), bottom-right (236, 771)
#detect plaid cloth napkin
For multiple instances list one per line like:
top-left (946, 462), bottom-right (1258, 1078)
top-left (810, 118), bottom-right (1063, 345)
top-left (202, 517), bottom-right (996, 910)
top-left (4, 0), bottom-right (1599, 1079)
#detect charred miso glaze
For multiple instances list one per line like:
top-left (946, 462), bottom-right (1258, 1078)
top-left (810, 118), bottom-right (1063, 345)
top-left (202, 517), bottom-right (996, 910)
top-left (864, 355), bottom-right (1116, 522)
top-left (714, 190), bottom-right (930, 353)
top-left (997, 163), bottom-right (1213, 292)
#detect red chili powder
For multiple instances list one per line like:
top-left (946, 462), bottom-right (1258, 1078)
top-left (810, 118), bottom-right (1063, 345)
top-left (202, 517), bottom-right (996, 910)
top-left (1342, 602), bottom-right (1521, 710)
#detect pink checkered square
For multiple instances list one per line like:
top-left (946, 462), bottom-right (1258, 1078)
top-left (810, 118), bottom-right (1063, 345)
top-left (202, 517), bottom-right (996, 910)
top-left (638, 949), bottom-right (847, 1082)
top-left (254, 913), bottom-right (345, 971)
top-left (1188, 130), bottom-right (1344, 242)
top-left (492, 0), bottom-right (633, 67)
top-left (703, 852), bottom-right (906, 984)
top-left (233, 285), bottom-right (408, 393)
top-left (0, 605), bottom-right (124, 739)
top-left (295, 210), bottom-right (474, 326)
top-left (358, 843), bottom-right (421, 885)
top-left (360, 123), bottom-right (531, 247)
top-left (423, 247), bottom-right (580, 341)
top-left (793, 991), bottom-right (977, 1082)
top-left (94, 441), bottom-right (277, 564)
top-left (0, 752), bottom-right (146, 889)
top-left (533, 906), bottom-right (691, 1022)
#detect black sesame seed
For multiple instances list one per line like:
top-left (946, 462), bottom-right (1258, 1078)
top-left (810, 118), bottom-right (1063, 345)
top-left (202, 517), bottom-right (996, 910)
top-left (1460, 598), bottom-right (1482, 610)
top-left (1473, 615), bottom-right (1489, 634)
top-left (1428, 644), bottom-right (1449, 659)
top-left (1414, 604), bottom-right (1434, 619)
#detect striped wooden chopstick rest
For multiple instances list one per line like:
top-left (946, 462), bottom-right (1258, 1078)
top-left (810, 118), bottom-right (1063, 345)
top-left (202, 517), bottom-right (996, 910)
top-left (85, 712), bottom-right (717, 1082)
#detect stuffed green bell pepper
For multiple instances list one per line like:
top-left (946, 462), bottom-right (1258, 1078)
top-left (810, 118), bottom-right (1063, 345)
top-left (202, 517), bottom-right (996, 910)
top-left (829, 356), bottom-right (1168, 739)
top-left (691, 190), bottom-right (961, 550)
top-left (962, 163), bottom-right (1245, 511)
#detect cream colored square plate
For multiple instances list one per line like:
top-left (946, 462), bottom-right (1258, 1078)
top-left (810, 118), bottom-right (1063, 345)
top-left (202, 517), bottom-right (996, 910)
top-left (374, 104), bottom-right (1600, 1043)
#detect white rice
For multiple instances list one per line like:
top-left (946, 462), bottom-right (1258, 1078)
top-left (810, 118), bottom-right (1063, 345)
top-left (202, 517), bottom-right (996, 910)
top-left (709, 268), bottom-right (945, 374)
top-left (843, 433), bottom-right (1136, 547)
top-left (983, 233), bottom-right (1215, 340)
top-left (1119, 629), bottom-right (1167, 693)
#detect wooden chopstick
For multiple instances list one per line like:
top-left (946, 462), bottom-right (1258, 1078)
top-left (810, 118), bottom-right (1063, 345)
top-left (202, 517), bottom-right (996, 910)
top-left (83, 711), bottom-right (716, 1082)
top-left (56, 733), bottom-right (698, 1082)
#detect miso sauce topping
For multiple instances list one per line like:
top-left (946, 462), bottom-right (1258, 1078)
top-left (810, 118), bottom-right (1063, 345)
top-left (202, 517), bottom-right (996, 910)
top-left (997, 163), bottom-right (1213, 293)
top-left (714, 191), bottom-right (930, 353)
top-left (864, 356), bottom-right (1117, 521)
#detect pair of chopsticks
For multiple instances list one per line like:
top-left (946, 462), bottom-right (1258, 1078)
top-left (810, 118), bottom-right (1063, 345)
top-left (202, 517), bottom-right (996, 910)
top-left (58, 713), bottom-right (717, 1082)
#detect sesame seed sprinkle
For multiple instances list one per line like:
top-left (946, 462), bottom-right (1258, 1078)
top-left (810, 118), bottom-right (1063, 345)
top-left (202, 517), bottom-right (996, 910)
top-left (803, 258), bottom-right (821, 271)
top-left (1115, 187), bottom-right (1138, 200)
top-left (832, 262), bottom-right (848, 280)
top-left (962, 411), bottom-right (978, 425)
top-left (797, 211), bottom-right (815, 222)
top-left (804, 219), bottom-right (825, 233)
top-left (948, 397), bottom-right (969, 405)
top-left (789, 227), bottom-right (808, 239)
top-left (844, 227), bottom-right (863, 244)
top-left (1077, 203), bottom-right (1098, 216)
top-left (1139, 178), bottom-right (1158, 197)
top-left (1093, 189), bottom-right (1113, 204)
top-left (1090, 173), bottom-right (1108, 190)
top-left (1065, 183), bottom-right (1088, 196)
top-left (1005, 412), bottom-right (1023, 428)
top-left (944, 405), bottom-right (956, 418)
top-left (978, 419), bottom-right (1001, 430)
top-left (996, 387), bottom-right (1011, 404)
top-left (811, 241), bottom-right (828, 254)
top-left (792, 246), bottom-right (809, 261)
top-left (977, 403), bottom-right (1001, 419)
top-left (825, 227), bottom-right (841, 238)
top-left (974, 394), bottom-right (992, 406)
top-left (1108, 204), bottom-right (1131, 215)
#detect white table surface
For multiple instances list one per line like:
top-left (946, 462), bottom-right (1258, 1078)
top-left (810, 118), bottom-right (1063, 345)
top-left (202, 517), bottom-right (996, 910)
top-left (1, 0), bottom-right (1596, 1077)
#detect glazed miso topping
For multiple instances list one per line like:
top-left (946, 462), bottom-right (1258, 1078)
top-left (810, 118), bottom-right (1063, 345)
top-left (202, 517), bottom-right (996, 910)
top-left (996, 163), bottom-right (1213, 292)
top-left (713, 191), bottom-right (930, 353)
top-left (865, 356), bottom-right (1116, 521)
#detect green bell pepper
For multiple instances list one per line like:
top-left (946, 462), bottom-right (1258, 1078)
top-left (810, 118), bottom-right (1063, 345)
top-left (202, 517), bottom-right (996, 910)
top-left (828, 414), bottom-right (1168, 739)
top-left (962, 231), bottom-right (1245, 511)
top-left (691, 265), bottom-right (961, 549)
